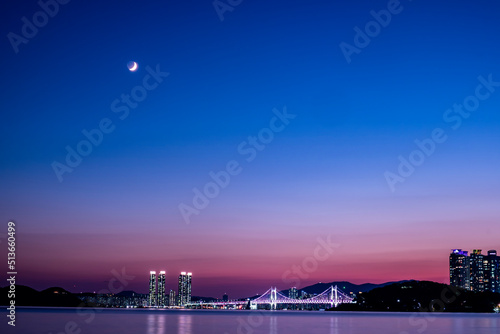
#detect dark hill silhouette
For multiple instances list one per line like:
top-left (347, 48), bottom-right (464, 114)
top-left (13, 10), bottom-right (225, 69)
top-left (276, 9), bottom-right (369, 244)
top-left (331, 280), bottom-right (500, 313)
top-left (0, 285), bottom-right (86, 307)
top-left (295, 280), bottom-right (409, 295)
top-left (116, 290), bottom-right (147, 298)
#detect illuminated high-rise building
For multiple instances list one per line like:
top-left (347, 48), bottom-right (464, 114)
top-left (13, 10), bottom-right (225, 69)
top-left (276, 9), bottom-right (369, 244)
top-left (149, 271), bottom-right (157, 307)
top-left (157, 271), bottom-right (166, 307)
top-left (449, 249), bottom-right (470, 290)
top-left (169, 289), bottom-right (176, 306)
top-left (484, 250), bottom-right (499, 293)
top-left (470, 249), bottom-right (485, 292)
top-left (449, 248), bottom-right (499, 293)
top-left (178, 272), bottom-right (192, 306)
top-left (289, 287), bottom-right (298, 299)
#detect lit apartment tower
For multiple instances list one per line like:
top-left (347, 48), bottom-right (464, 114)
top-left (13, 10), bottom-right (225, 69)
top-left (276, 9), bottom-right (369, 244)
top-left (149, 271), bottom-right (157, 307)
top-left (289, 287), bottom-right (298, 299)
top-left (157, 271), bottom-right (166, 307)
top-left (469, 249), bottom-right (485, 292)
top-left (484, 250), bottom-right (499, 293)
top-left (178, 272), bottom-right (192, 306)
top-left (449, 249), bottom-right (470, 290)
top-left (169, 289), bottom-right (176, 306)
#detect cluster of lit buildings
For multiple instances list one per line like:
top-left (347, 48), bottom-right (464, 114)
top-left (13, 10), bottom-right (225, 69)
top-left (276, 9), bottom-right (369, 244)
top-left (148, 271), bottom-right (192, 307)
top-left (288, 287), bottom-right (318, 299)
top-left (77, 292), bottom-right (148, 308)
top-left (449, 249), bottom-right (499, 292)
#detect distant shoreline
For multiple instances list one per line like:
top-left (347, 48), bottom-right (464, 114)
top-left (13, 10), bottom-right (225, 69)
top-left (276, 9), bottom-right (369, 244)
top-left (2, 306), bottom-right (499, 315)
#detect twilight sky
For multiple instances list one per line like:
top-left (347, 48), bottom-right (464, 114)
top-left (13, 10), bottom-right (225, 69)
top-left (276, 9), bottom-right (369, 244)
top-left (1, 0), bottom-right (500, 298)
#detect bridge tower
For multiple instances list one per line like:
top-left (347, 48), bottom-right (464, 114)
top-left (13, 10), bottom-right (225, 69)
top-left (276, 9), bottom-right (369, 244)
top-left (330, 285), bottom-right (339, 308)
top-left (270, 287), bottom-right (277, 310)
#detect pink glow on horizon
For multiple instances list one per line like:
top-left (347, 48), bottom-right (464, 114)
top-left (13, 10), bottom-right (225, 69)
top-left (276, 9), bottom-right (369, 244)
top-left (17, 224), bottom-right (497, 298)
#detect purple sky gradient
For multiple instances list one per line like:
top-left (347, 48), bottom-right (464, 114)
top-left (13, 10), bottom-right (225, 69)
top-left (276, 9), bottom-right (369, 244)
top-left (1, 0), bottom-right (500, 299)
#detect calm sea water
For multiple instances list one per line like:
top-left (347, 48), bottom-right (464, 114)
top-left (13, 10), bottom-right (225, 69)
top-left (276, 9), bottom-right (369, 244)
top-left (3, 307), bottom-right (499, 334)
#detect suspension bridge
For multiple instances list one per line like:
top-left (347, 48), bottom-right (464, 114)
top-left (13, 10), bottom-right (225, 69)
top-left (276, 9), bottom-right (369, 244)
top-left (188, 285), bottom-right (355, 309)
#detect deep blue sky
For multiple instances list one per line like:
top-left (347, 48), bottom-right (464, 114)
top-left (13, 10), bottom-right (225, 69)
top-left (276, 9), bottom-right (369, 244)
top-left (1, 0), bottom-right (500, 297)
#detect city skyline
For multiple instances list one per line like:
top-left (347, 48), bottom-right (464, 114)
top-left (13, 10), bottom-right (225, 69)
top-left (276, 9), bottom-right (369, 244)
top-left (450, 248), bottom-right (499, 293)
top-left (2, 0), bottom-right (500, 300)
top-left (21, 245), bottom-right (499, 300)
top-left (3, 0), bottom-right (500, 332)
top-left (147, 270), bottom-right (190, 306)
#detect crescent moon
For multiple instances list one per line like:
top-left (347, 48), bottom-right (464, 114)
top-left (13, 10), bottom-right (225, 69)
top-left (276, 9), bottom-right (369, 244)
top-left (128, 61), bottom-right (138, 72)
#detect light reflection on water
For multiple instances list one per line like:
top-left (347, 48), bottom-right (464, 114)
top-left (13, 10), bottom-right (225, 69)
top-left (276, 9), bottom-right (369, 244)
top-left (157, 314), bottom-right (165, 334)
top-left (147, 313), bottom-right (166, 334)
top-left (8, 308), bottom-right (500, 334)
top-left (178, 313), bottom-right (192, 334)
top-left (269, 315), bottom-right (277, 334)
top-left (146, 312), bottom-right (193, 334)
top-left (330, 316), bottom-right (339, 334)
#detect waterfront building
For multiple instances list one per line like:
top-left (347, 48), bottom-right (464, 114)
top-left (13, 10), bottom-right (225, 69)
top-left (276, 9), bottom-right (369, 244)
top-left (470, 249), bottom-right (485, 292)
top-left (485, 250), bottom-right (499, 293)
top-left (450, 248), bottom-right (499, 292)
top-left (158, 271), bottom-right (166, 307)
top-left (178, 272), bottom-right (192, 306)
top-left (169, 289), bottom-right (176, 306)
top-left (149, 271), bottom-right (157, 307)
top-left (449, 249), bottom-right (470, 290)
